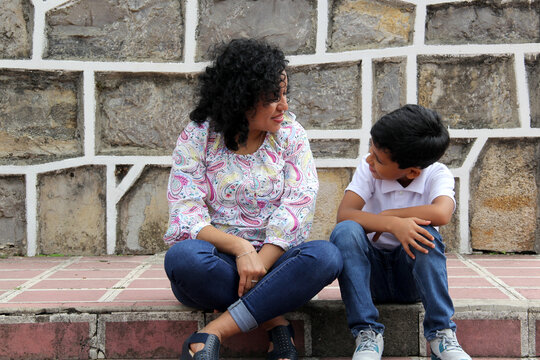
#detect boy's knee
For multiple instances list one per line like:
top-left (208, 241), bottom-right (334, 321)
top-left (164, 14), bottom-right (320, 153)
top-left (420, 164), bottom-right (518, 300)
top-left (330, 220), bottom-right (369, 251)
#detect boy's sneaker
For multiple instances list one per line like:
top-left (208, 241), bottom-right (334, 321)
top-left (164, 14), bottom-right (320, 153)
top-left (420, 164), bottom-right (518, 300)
top-left (352, 329), bottom-right (384, 360)
top-left (430, 329), bottom-right (472, 360)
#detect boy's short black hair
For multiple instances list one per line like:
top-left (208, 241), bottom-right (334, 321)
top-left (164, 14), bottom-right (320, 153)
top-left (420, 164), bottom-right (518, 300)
top-left (370, 104), bottom-right (449, 169)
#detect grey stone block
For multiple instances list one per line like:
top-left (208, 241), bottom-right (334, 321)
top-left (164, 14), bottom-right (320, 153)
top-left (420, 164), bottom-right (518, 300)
top-left (95, 72), bottom-right (197, 155)
top-left (310, 139), bottom-right (359, 159)
top-left (117, 166), bottom-right (170, 255)
top-left (426, 1), bottom-right (540, 45)
top-left (196, 0), bottom-right (316, 60)
top-left (0, 0), bottom-right (32, 59)
top-left (0, 176), bottom-right (26, 256)
top-left (0, 69), bottom-right (83, 165)
top-left (440, 138), bottom-right (475, 169)
top-left (372, 57), bottom-right (407, 122)
top-left (418, 55), bottom-right (519, 129)
top-left (289, 63), bottom-right (361, 130)
top-left (328, 0), bottom-right (415, 52)
top-left (46, 0), bottom-right (184, 62)
top-left (302, 301), bottom-right (422, 356)
top-left (526, 53), bottom-right (540, 128)
top-left (38, 166), bottom-right (106, 255)
top-left (470, 138), bottom-right (540, 253)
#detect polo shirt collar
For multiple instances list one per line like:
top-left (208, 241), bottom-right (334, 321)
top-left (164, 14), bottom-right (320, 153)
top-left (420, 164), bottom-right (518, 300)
top-left (380, 169), bottom-right (427, 194)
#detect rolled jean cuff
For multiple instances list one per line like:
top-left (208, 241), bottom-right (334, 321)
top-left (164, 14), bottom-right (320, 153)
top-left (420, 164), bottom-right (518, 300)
top-left (228, 299), bottom-right (258, 332)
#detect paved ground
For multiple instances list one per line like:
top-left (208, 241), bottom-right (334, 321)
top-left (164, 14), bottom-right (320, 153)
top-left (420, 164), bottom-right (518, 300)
top-left (1, 253), bottom-right (539, 309)
top-left (1, 253), bottom-right (539, 359)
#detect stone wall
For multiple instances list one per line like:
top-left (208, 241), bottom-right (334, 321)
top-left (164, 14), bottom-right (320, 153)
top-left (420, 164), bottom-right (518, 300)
top-left (0, 0), bottom-right (539, 256)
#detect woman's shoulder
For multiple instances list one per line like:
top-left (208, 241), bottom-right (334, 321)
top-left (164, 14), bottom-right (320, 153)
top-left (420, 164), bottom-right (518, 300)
top-left (275, 111), bottom-right (307, 141)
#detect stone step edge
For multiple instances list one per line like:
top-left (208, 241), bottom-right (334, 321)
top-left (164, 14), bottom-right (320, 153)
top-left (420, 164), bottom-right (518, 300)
top-left (1, 299), bottom-right (539, 358)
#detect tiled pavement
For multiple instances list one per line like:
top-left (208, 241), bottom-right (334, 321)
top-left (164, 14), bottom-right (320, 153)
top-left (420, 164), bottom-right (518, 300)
top-left (1, 253), bottom-right (539, 359)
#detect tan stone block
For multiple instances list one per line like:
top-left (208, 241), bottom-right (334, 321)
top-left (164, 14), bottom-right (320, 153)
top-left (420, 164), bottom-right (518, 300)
top-left (328, 0), bottom-right (415, 52)
top-left (440, 178), bottom-right (460, 253)
top-left (0, 69), bottom-right (83, 165)
top-left (418, 55), bottom-right (519, 129)
top-left (117, 166), bottom-right (169, 254)
top-left (470, 139), bottom-right (540, 253)
top-left (309, 168), bottom-right (353, 241)
top-left (38, 166), bottom-right (106, 255)
top-left (96, 73), bottom-right (198, 155)
top-left (526, 53), bottom-right (540, 128)
top-left (0, 176), bottom-right (26, 256)
top-left (0, 0), bottom-right (32, 59)
top-left (46, 0), bottom-right (183, 62)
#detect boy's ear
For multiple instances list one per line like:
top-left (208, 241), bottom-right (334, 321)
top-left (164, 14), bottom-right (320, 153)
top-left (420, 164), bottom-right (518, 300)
top-left (406, 167), bottom-right (422, 179)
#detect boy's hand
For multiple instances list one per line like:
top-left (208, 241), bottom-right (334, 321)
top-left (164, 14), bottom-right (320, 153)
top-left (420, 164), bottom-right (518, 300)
top-left (388, 217), bottom-right (435, 259)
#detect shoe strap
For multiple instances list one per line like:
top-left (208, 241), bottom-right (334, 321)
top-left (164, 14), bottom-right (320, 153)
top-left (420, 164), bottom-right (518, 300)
top-left (268, 324), bottom-right (295, 342)
top-left (188, 332), bottom-right (211, 345)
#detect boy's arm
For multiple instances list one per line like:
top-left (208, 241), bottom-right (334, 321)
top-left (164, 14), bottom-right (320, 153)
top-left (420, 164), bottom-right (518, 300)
top-left (336, 191), bottom-right (434, 259)
top-left (379, 195), bottom-right (454, 226)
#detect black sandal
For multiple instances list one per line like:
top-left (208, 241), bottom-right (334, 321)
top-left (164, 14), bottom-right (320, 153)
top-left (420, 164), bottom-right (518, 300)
top-left (266, 324), bottom-right (298, 360)
top-left (180, 332), bottom-right (220, 360)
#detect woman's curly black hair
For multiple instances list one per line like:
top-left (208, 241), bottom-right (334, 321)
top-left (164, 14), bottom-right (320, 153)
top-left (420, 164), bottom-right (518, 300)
top-left (190, 38), bottom-right (289, 151)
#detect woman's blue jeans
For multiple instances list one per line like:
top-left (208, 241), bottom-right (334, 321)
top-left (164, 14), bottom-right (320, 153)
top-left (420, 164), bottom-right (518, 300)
top-left (330, 220), bottom-right (456, 340)
top-left (164, 239), bottom-right (343, 332)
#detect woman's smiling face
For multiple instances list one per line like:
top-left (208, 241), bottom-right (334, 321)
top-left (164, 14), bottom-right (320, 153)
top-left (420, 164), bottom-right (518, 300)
top-left (246, 71), bottom-right (289, 135)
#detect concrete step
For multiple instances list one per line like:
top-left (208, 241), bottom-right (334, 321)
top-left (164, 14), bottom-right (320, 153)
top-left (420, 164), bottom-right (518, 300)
top-left (0, 253), bottom-right (539, 359)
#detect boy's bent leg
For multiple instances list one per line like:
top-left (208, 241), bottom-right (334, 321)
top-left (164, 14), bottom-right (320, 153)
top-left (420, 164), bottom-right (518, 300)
top-left (229, 240), bottom-right (343, 332)
top-left (330, 221), bottom-right (384, 337)
top-left (164, 239), bottom-right (239, 311)
top-left (398, 226), bottom-right (456, 340)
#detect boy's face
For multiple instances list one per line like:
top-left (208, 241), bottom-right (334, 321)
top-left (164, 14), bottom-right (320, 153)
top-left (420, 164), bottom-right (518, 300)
top-left (366, 141), bottom-right (421, 186)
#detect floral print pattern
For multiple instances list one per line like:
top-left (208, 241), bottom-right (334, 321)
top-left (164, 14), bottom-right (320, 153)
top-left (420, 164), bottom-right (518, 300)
top-left (163, 112), bottom-right (318, 251)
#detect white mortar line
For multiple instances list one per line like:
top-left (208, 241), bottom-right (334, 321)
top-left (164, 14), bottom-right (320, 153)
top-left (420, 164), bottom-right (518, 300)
top-left (98, 261), bottom-right (153, 302)
top-left (0, 256), bottom-right (81, 302)
top-left (31, 0), bottom-right (46, 61)
top-left (83, 70), bottom-right (96, 158)
top-left (3, 42), bottom-right (540, 73)
top-left (456, 136), bottom-right (487, 253)
top-left (183, 0), bottom-right (198, 65)
top-left (106, 165), bottom-right (117, 255)
top-left (114, 164), bottom-right (145, 203)
top-left (316, 158), bottom-right (362, 168)
top-left (406, 54), bottom-right (417, 104)
top-left (306, 129), bottom-right (362, 139)
top-left (43, 0), bottom-right (73, 11)
top-left (361, 55), bottom-right (373, 155)
top-left (514, 52), bottom-right (532, 129)
top-left (457, 254), bottom-right (527, 300)
top-left (25, 172), bottom-right (38, 256)
top-left (316, 0), bottom-right (329, 55)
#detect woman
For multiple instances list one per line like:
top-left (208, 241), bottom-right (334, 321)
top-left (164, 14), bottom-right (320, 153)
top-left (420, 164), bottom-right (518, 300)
top-left (163, 38), bottom-right (342, 360)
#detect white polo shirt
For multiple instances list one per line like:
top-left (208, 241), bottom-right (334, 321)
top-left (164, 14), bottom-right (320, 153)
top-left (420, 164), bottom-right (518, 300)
top-left (345, 154), bottom-right (455, 250)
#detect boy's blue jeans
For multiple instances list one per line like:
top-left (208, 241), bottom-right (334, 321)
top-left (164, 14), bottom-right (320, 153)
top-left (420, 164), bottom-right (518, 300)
top-left (164, 239), bottom-right (343, 332)
top-left (330, 220), bottom-right (456, 340)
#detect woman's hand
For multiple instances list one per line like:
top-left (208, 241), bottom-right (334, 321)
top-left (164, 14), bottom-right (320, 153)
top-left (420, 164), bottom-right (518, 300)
top-left (236, 249), bottom-right (267, 297)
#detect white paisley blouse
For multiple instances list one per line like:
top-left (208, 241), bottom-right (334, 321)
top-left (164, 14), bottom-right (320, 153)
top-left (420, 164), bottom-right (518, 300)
top-left (163, 111), bottom-right (319, 251)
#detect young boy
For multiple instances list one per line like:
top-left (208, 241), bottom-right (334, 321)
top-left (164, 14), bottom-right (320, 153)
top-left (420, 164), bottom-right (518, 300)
top-left (330, 105), bottom-right (471, 360)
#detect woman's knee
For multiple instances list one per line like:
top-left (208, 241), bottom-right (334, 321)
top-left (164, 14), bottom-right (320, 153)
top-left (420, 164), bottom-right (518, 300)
top-left (306, 240), bottom-right (343, 277)
top-left (164, 239), bottom-right (210, 279)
